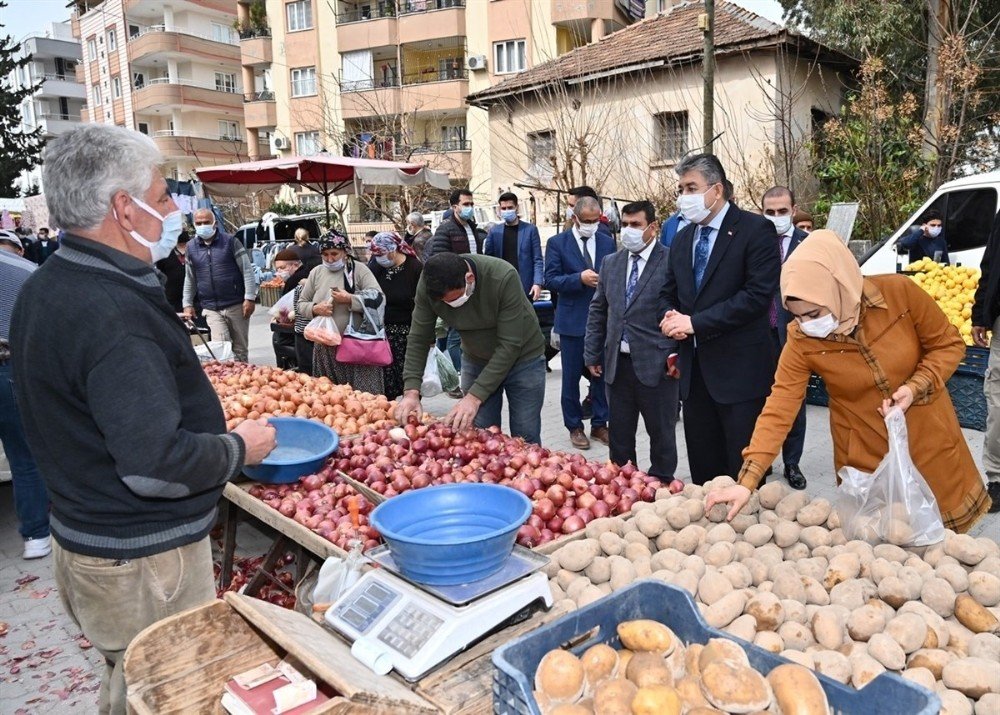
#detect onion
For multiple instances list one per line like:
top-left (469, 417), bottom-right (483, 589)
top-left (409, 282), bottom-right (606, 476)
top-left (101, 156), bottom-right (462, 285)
top-left (575, 508), bottom-right (594, 524)
top-left (668, 479), bottom-right (685, 494)
top-left (516, 524), bottom-right (541, 547)
top-left (577, 492), bottom-right (597, 510)
top-left (546, 484), bottom-right (567, 507)
top-left (556, 472), bottom-right (574, 489)
top-left (556, 505), bottom-right (575, 520)
top-left (411, 474), bottom-right (431, 489)
top-left (534, 498), bottom-right (556, 521)
top-left (547, 516), bottom-right (563, 533)
top-left (527, 514), bottom-right (545, 530)
top-left (512, 478), bottom-right (534, 497)
top-left (562, 515), bottom-right (585, 533)
top-left (388, 427), bottom-right (407, 441)
top-left (591, 501), bottom-right (611, 518)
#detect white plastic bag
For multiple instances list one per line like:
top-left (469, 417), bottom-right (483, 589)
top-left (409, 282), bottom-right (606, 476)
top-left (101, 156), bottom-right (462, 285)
top-left (268, 290), bottom-right (296, 323)
top-left (421, 347), bottom-right (443, 397)
top-left (303, 316), bottom-right (341, 346)
top-left (194, 340), bottom-right (233, 362)
top-left (835, 407), bottom-right (945, 547)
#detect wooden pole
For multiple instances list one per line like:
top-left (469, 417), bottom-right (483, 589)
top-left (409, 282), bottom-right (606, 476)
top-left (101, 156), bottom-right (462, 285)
top-left (703, 0), bottom-right (715, 154)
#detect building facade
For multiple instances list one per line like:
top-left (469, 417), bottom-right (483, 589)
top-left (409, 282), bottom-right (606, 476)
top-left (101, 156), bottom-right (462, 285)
top-left (71, 0), bottom-right (252, 180)
top-left (11, 22), bottom-right (86, 194)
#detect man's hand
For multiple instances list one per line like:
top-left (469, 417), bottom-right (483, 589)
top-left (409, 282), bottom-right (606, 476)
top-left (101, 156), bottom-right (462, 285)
top-left (973, 325), bottom-right (990, 348)
top-left (393, 390), bottom-right (422, 424)
top-left (331, 288), bottom-right (353, 305)
top-left (312, 301), bottom-right (334, 317)
top-left (580, 269), bottom-right (599, 288)
top-left (587, 365), bottom-right (603, 378)
top-left (233, 417), bottom-right (277, 466)
top-left (183, 306), bottom-right (196, 320)
top-left (880, 384), bottom-right (914, 416)
top-left (705, 484), bottom-right (752, 522)
top-left (242, 300), bottom-right (256, 319)
top-left (666, 353), bottom-right (680, 379)
top-left (443, 393), bottom-right (482, 432)
top-left (660, 310), bottom-right (694, 339)
top-left (530, 284), bottom-right (542, 301)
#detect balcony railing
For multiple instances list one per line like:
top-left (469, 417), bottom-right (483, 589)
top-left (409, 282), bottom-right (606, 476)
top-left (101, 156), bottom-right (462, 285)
top-left (238, 27), bottom-right (271, 39)
top-left (399, 0), bottom-right (464, 14)
top-left (138, 77), bottom-right (240, 93)
top-left (410, 139), bottom-right (470, 152)
top-left (153, 130), bottom-right (244, 142)
top-left (402, 66), bottom-right (467, 85)
top-left (128, 24), bottom-right (239, 46)
top-left (337, 3), bottom-right (396, 23)
top-left (42, 73), bottom-right (76, 82)
top-left (244, 90), bottom-right (275, 102)
top-left (340, 73), bottom-right (400, 92)
top-left (40, 112), bottom-right (83, 121)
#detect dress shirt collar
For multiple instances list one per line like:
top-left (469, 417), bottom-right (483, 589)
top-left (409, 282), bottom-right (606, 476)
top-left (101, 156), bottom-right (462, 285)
top-left (630, 238), bottom-right (656, 264)
top-left (701, 201), bottom-right (731, 235)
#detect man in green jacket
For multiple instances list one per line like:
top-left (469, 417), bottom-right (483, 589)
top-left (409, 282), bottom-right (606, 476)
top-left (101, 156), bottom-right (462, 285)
top-left (394, 252), bottom-right (547, 443)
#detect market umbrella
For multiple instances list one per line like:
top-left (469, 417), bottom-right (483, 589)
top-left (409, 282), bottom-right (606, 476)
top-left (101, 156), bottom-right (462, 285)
top-left (195, 154), bottom-right (451, 226)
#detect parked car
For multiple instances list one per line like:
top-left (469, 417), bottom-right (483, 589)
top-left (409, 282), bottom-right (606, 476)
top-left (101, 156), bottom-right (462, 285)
top-left (233, 213), bottom-right (324, 249)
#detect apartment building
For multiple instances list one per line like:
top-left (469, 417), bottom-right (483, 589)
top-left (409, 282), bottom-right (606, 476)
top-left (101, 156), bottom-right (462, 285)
top-left (11, 22), bottom-right (86, 194)
top-left (236, 0), bottom-right (643, 212)
top-left (72, 0), bottom-right (253, 180)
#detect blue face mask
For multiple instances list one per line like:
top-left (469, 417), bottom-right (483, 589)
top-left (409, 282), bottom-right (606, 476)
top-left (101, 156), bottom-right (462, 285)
top-left (126, 195), bottom-right (184, 263)
top-left (323, 259), bottom-right (345, 272)
top-left (375, 255), bottom-right (395, 268)
top-left (459, 206), bottom-right (475, 221)
top-left (195, 224), bottom-right (215, 239)
top-left (500, 209), bottom-right (518, 223)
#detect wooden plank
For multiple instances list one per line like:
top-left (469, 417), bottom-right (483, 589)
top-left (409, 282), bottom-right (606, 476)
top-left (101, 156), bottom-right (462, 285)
top-left (335, 470), bottom-right (386, 505)
top-left (226, 593), bottom-right (437, 714)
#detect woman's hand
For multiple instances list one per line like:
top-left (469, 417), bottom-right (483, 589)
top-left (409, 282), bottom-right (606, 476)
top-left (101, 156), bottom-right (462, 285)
top-left (880, 384), bottom-right (914, 416)
top-left (704, 484), bottom-right (752, 522)
top-left (312, 301), bottom-right (333, 317)
top-left (331, 288), bottom-right (353, 305)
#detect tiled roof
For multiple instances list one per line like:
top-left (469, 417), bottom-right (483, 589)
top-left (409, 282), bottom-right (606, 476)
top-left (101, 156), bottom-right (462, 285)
top-left (467, 1), bottom-right (850, 106)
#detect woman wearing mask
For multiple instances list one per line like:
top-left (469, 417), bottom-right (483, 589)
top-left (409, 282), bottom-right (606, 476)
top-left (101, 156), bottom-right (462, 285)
top-left (706, 230), bottom-right (991, 533)
top-left (270, 249), bottom-right (310, 369)
top-left (367, 232), bottom-right (422, 399)
top-left (297, 232), bottom-right (385, 392)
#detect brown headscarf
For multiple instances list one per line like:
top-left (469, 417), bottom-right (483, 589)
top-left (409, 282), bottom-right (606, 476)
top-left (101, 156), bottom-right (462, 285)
top-left (780, 229), bottom-right (864, 335)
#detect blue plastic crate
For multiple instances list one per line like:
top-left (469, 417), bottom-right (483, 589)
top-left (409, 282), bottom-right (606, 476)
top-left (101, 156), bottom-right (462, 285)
top-left (806, 373), bottom-right (829, 407)
top-left (948, 345), bottom-right (988, 431)
top-left (492, 580), bottom-right (939, 715)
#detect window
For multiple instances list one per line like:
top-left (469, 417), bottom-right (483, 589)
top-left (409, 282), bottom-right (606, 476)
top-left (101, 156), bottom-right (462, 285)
top-left (493, 39), bottom-right (526, 74)
top-left (106, 29), bottom-right (116, 51)
top-left (219, 120), bottom-right (240, 140)
top-left (441, 125), bottom-right (466, 151)
top-left (86, 37), bottom-right (96, 59)
top-left (112, 75), bottom-right (121, 98)
top-left (129, 23), bottom-right (140, 38)
top-left (290, 67), bottom-right (316, 96)
top-left (137, 122), bottom-right (149, 135)
top-left (940, 188), bottom-right (999, 253)
top-left (654, 111), bottom-right (688, 163)
top-left (214, 72), bottom-right (237, 93)
top-left (527, 130), bottom-right (554, 179)
top-left (298, 193), bottom-right (324, 209)
top-left (92, 84), bottom-right (102, 106)
top-left (133, 71), bottom-right (145, 89)
top-left (286, 0), bottom-right (313, 31)
top-left (295, 130), bottom-right (321, 155)
top-left (211, 23), bottom-right (233, 43)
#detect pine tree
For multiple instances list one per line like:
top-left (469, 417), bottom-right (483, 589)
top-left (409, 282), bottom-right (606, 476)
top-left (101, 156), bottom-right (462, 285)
top-left (0, 0), bottom-right (46, 195)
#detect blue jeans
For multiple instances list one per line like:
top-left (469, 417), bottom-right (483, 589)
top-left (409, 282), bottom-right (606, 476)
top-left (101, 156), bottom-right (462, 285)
top-left (445, 328), bottom-right (462, 371)
top-left (461, 355), bottom-right (546, 444)
top-left (1, 363), bottom-right (49, 540)
top-left (558, 334), bottom-right (608, 430)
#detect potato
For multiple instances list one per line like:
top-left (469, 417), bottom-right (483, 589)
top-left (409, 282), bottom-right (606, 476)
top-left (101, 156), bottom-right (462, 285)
top-left (942, 657), bottom-right (1000, 698)
top-left (624, 652), bottom-right (673, 690)
top-left (630, 685), bottom-right (681, 715)
top-left (901, 666), bottom-right (937, 691)
top-left (945, 533), bottom-right (988, 567)
top-left (559, 540), bottom-right (601, 572)
top-left (548, 704), bottom-right (592, 715)
top-left (757, 481), bottom-right (787, 510)
top-left (742, 558), bottom-right (770, 587)
top-left (609, 560), bottom-right (639, 591)
top-left (752, 630), bottom-right (783, 653)
top-left (823, 553), bottom-right (862, 590)
top-left (777, 621), bottom-right (816, 651)
top-left (847, 603), bottom-right (887, 642)
top-left (780, 649), bottom-right (814, 669)
top-left (536, 649), bottom-right (586, 702)
top-left (886, 612), bottom-right (929, 654)
top-left (976, 693), bottom-right (1000, 715)
top-left (617, 620), bottom-right (676, 654)
top-left (624, 542), bottom-right (652, 564)
top-left (867, 633), bottom-right (907, 671)
top-left (719, 563), bottom-right (753, 590)
top-left (799, 525), bottom-right (832, 551)
top-left (850, 651), bottom-right (886, 688)
top-left (675, 676), bottom-right (710, 710)
top-left (771, 572), bottom-right (807, 603)
top-left (655, 531), bottom-right (677, 551)
top-left (899, 601), bottom-right (950, 649)
top-left (774, 491), bottom-right (810, 521)
top-left (796, 498), bottom-right (832, 528)
top-left (801, 576), bottom-right (831, 606)
top-left (885, 518), bottom-right (915, 546)
top-left (599, 531), bottom-right (626, 557)
top-left (829, 579), bottom-right (877, 611)
top-left (567, 576), bottom-right (593, 600)
top-left (550, 581), bottom-right (566, 602)
top-left (593, 678), bottom-right (638, 715)
top-left (938, 689), bottom-right (974, 715)
top-left (586, 517), bottom-right (623, 539)
top-left (726, 614), bottom-right (759, 642)
top-left (672, 570), bottom-right (699, 596)
top-left (878, 575), bottom-right (912, 609)
top-left (675, 525), bottom-right (706, 555)
top-left (665, 507), bottom-right (691, 531)
top-left (699, 637), bottom-right (750, 669)
top-left (581, 643), bottom-right (620, 690)
top-left (969, 632), bottom-right (1000, 662)
top-left (578, 585), bottom-right (607, 607)
top-left (955, 593), bottom-right (1000, 634)
top-left (634, 510), bottom-right (667, 539)
top-left (704, 542), bottom-right (736, 568)
top-left (946, 618), bottom-right (976, 656)
top-left (699, 660), bottom-right (773, 714)
top-left (685, 498), bottom-right (705, 522)
top-left (704, 590), bottom-right (748, 629)
top-left (767, 662), bottom-right (829, 715)
top-left (698, 570), bottom-right (735, 606)
top-left (907, 648), bottom-right (957, 679)
top-left (781, 599), bottom-right (808, 625)
top-left (868, 557), bottom-right (899, 585)
top-left (771, 519), bottom-right (802, 549)
top-left (754, 543), bottom-right (785, 569)
top-left (969, 571), bottom-right (1000, 607)
top-left (682, 554), bottom-right (707, 580)
top-left (811, 607), bottom-right (846, 650)
top-left (585, 557), bottom-right (611, 585)
top-left (741, 524), bottom-right (772, 548)
top-left (812, 649), bottom-right (851, 684)
top-left (783, 543), bottom-right (811, 562)
top-left (684, 643), bottom-right (705, 677)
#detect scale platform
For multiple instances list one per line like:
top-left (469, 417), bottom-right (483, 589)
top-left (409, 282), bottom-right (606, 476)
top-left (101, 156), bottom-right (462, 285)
top-left (325, 545), bottom-right (553, 681)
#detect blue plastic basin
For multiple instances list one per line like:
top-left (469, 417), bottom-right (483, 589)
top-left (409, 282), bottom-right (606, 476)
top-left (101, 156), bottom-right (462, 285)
top-left (369, 483), bottom-right (531, 586)
top-left (242, 417), bottom-right (339, 484)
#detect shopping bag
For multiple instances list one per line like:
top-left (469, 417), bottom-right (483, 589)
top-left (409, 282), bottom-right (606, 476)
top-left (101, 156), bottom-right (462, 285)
top-left (835, 407), bottom-right (945, 547)
top-left (434, 347), bottom-right (460, 392)
top-left (303, 316), bottom-right (341, 347)
top-left (268, 290), bottom-right (296, 324)
top-left (193, 340), bottom-right (233, 362)
top-left (421, 348), bottom-right (443, 397)
top-left (336, 305), bottom-right (392, 367)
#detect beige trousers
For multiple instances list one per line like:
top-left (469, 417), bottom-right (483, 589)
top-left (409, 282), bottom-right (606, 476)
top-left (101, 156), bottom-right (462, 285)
top-left (204, 303), bottom-right (251, 362)
top-left (984, 316), bottom-right (1000, 482)
top-left (53, 537), bottom-right (216, 714)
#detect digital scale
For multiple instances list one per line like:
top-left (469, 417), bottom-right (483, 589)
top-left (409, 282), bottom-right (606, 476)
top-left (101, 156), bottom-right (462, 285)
top-left (325, 544), bottom-right (553, 681)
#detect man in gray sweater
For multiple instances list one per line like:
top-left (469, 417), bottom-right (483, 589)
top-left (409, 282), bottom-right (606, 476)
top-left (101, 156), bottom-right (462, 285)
top-left (10, 125), bottom-right (276, 714)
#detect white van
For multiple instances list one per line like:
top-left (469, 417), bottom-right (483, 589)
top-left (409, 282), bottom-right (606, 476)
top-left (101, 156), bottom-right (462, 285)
top-left (860, 171), bottom-right (1000, 275)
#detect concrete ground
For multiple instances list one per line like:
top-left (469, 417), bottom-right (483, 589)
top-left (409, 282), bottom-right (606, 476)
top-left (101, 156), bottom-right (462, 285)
top-left (1, 310), bottom-right (997, 711)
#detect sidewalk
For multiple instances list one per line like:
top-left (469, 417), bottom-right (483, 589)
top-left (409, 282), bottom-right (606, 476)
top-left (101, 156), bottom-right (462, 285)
top-left (2, 312), bottom-right (997, 712)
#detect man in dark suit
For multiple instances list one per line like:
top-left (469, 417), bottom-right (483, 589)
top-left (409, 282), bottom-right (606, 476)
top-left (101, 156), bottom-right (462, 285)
top-left (545, 196), bottom-right (616, 449)
top-left (586, 201), bottom-right (680, 478)
top-left (659, 210), bottom-right (688, 249)
top-left (659, 154), bottom-right (781, 485)
top-left (25, 227), bottom-right (58, 265)
top-left (427, 188), bottom-right (486, 257)
top-left (484, 192), bottom-right (543, 300)
top-left (761, 186), bottom-right (809, 490)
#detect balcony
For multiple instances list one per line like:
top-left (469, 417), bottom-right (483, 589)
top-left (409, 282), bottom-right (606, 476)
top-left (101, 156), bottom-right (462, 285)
top-left (38, 113), bottom-right (83, 137)
top-left (240, 32), bottom-right (272, 67)
top-left (133, 78), bottom-right (243, 114)
top-left (151, 130), bottom-right (248, 161)
top-left (340, 80), bottom-right (402, 119)
top-left (337, 2), bottom-right (396, 23)
top-left (409, 140), bottom-right (471, 177)
top-left (551, 0), bottom-right (617, 25)
top-left (336, 5), bottom-right (397, 52)
top-left (243, 91), bottom-right (276, 128)
top-left (125, 0), bottom-right (234, 16)
top-left (128, 26), bottom-right (240, 66)
top-left (35, 74), bottom-right (87, 100)
top-left (398, 0), bottom-right (465, 43)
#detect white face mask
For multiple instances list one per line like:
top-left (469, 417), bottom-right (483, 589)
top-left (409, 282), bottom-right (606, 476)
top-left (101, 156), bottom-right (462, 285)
top-left (576, 222), bottom-right (599, 239)
top-left (798, 312), bottom-right (839, 338)
top-left (125, 195), bottom-right (184, 263)
top-left (927, 226), bottom-right (942, 238)
top-left (766, 214), bottom-right (793, 236)
top-left (444, 277), bottom-right (474, 308)
top-left (620, 226), bottom-right (649, 253)
top-left (677, 185), bottom-right (720, 224)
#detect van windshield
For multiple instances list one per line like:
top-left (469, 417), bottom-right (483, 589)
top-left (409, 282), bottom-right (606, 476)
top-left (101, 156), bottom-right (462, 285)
top-left (942, 187), bottom-right (998, 253)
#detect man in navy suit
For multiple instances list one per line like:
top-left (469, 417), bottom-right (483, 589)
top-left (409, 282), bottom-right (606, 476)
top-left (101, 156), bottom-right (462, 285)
top-left (761, 186), bottom-right (809, 490)
top-left (659, 154), bottom-right (781, 485)
top-left (545, 196), bottom-right (616, 450)
top-left (484, 192), bottom-right (543, 300)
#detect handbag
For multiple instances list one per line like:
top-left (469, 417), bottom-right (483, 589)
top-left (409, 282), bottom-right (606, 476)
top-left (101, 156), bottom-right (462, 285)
top-left (336, 305), bottom-right (392, 367)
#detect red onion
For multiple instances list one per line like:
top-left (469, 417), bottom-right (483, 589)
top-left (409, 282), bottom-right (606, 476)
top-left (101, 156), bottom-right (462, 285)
top-left (591, 501), bottom-right (611, 518)
top-left (557, 505), bottom-right (575, 520)
top-left (546, 484), bottom-right (567, 507)
top-left (516, 524), bottom-right (541, 547)
top-left (548, 516), bottom-right (563, 533)
top-left (575, 508), bottom-right (594, 524)
top-left (534, 498), bottom-right (556, 521)
top-left (562, 515), bottom-right (585, 533)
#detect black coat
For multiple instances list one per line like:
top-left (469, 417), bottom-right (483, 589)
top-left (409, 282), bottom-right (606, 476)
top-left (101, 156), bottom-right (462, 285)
top-left (155, 249), bottom-right (187, 313)
top-left (973, 214), bottom-right (1000, 330)
top-left (427, 215), bottom-right (485, 257)
top-left (660, 204), bottom-right (781, 404)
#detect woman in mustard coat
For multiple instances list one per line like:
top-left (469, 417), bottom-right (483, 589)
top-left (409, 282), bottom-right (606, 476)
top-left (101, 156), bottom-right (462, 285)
top-left (708, 230), bottom-right (991, 533)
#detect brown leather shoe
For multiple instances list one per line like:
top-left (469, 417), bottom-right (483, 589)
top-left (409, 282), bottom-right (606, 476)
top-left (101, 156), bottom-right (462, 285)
top-left (569, 428), bottom-right (591, 450)
top-left (590, 426), bottom-right (609, 445)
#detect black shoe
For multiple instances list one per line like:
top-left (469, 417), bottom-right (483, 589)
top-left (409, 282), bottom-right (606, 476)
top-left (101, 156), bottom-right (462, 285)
top-left (785, 464), bottom-right (807, 491)
top-left (581, 396), bottom-right (593, 420)
top-left (764, 466), bottom-right (773, 477)
top-left (988, 482), bottom-right (1000, 513)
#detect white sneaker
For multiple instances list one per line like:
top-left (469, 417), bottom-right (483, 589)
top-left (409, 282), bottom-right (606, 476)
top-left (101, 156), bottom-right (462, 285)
top-left (23, 536), bottom-right (52, 560)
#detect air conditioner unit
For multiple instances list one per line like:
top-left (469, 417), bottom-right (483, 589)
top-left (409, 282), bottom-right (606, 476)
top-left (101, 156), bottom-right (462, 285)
top-left (271, 135), bottom-right (291, 152)
top-left (465, 55), bottom-right (487, 72)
